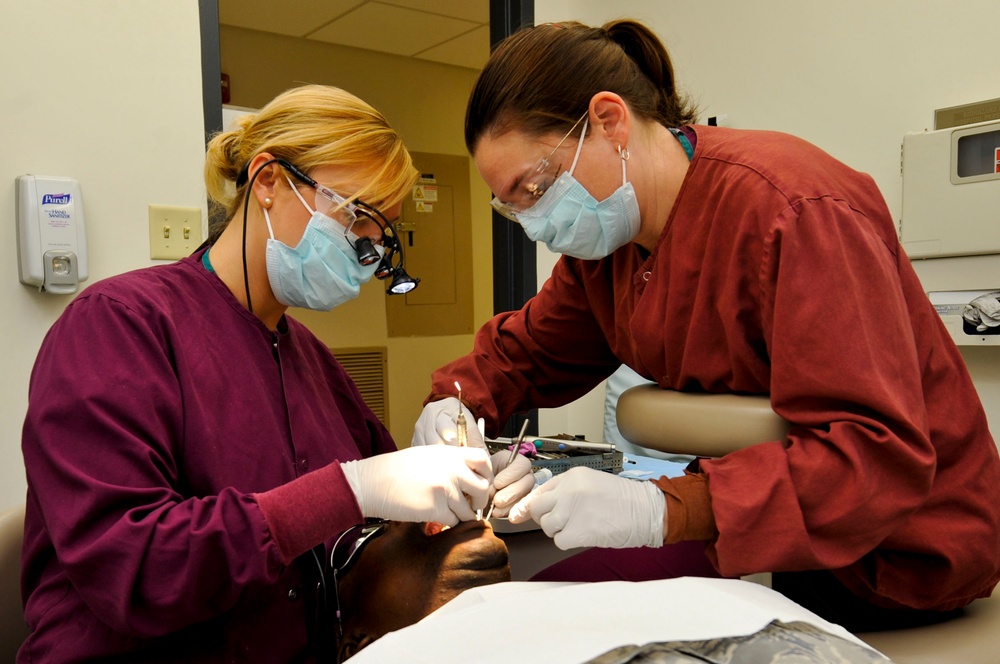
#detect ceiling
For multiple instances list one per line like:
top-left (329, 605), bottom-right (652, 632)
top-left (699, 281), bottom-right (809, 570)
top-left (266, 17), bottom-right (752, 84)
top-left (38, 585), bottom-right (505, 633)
top-left (218, 0), bottom-right (491, 71)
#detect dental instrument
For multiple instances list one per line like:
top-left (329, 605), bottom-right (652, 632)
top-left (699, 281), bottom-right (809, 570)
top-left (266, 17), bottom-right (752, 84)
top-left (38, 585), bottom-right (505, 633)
top-left (453, 381), bottom-right (468, 448)
top-left (453, 382), bottom-right (480, 520)
top-left (485, 419), bottom-right (530, 521)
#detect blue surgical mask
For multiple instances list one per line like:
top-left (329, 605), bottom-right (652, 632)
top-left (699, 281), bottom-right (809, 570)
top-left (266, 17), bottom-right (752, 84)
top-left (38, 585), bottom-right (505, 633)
top-left (263, 178), bottom-right (381, 310)
top-left (516, 118), bottom-right (641, 260)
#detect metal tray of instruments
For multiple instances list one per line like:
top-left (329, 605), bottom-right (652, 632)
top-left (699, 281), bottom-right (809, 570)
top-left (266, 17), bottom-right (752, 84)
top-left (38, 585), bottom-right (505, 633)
top-left (530, 451), bottom-right (623, 475)
top-left (486, 435), bottom-right (624, 477)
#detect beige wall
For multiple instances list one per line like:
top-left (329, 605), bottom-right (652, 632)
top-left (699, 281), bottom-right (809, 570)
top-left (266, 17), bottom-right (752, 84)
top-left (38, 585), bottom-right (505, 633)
top-left (0, 12), bottom-right (490, 512)
top-left (0, 0), bottom-right (207, 511)
top-left (536, 0), bottom-right (1000, 439)
top-left (219, 26), bottom-right (494, 447)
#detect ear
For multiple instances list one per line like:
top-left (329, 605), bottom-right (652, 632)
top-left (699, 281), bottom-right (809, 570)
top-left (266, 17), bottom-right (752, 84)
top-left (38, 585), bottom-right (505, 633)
top-left (337, 632), bottom-right (376, 662)
top-left (588, 92), bottom-right (631, 150)
top-left (246, 152), bottom-right (281, 210)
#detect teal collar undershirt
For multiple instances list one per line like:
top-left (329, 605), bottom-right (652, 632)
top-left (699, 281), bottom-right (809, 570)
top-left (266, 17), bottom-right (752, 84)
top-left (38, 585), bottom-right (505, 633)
top-left (201, 249), bottom-right (215, 273)
top-left (669, 128), bottom-right (694, 161)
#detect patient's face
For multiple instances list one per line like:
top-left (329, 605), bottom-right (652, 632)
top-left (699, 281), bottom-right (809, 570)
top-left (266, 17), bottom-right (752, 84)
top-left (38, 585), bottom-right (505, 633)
top-left (337, 519), bottom-right (510, 660)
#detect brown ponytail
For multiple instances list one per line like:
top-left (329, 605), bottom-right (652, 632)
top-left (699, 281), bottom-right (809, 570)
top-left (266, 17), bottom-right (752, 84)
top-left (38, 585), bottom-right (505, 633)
top-left (465, 19), bottom-right (697, 154)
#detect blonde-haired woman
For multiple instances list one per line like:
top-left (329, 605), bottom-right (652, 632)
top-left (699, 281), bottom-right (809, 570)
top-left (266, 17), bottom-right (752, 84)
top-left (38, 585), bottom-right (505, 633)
top-left (20, 85), bottom-right (493, 662)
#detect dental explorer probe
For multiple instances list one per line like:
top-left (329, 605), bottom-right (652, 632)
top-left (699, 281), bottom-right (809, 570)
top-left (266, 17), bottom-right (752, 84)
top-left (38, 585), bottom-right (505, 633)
top-left (453, 382), bottom-right (480, 519)
top-left (485, 418), bottom-right (529, 521)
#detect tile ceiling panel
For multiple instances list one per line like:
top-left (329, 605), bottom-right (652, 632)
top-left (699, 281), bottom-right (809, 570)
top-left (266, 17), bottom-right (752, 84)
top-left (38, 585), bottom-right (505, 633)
top-left (219, 0), bottom-right (363, 37)
top-left (417, 24), bottom-right (491, 70)
top-left (219, 0), bottom-right (490, 70)
top-left (378, 0), bottom-right (488, 24)
top-left (308, 2), bottom-right (479, 57)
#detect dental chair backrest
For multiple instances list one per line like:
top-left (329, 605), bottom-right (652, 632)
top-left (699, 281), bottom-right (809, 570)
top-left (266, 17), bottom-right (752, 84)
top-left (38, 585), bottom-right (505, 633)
top-left (615, 385), bottom-right (790, 457)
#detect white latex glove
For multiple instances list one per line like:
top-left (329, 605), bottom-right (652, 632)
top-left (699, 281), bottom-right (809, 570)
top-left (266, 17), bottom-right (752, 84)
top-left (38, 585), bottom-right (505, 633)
top-left (508, 466), bottom-right (665, 550)
top-left (342, 446), bottom-right (492, 526)
top-left (411, 397), bottom-right (486, 448)
top-left (489, 452), bottom-right (534, 518)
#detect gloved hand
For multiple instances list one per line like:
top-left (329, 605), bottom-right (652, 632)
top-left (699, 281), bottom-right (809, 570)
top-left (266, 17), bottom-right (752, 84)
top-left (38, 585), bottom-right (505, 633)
top-left (508, 466), bottom-right (665, 550)
top-left (411, 397), bottom-right (486, 448)
top-left (342, 445), bottom-right (492, 526)
top-left (962, 292), bottom-right (1000, 332)
top-left (489, 453), bottom-right (534, 518)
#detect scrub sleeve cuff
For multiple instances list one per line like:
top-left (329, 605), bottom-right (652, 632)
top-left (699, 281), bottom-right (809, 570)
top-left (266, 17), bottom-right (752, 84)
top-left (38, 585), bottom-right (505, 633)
top-left (652, 472), bottom-right (718, 543)
top-left (254, 461), bottom-right (364, 565)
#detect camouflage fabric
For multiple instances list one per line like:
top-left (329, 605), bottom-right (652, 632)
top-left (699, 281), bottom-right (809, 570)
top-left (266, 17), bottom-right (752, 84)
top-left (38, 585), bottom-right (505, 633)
top-left (583, 620), bottom-right (892, 663)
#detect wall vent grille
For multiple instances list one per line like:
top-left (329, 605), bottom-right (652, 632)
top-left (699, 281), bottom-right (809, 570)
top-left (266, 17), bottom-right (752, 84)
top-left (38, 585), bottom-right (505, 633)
top-left (331, 347), bottom-right (388, 426)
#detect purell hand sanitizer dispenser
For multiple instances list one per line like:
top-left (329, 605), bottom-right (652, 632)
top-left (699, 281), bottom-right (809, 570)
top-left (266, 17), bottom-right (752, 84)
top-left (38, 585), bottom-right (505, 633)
top-left (16, 175), bottom-right (89, 295)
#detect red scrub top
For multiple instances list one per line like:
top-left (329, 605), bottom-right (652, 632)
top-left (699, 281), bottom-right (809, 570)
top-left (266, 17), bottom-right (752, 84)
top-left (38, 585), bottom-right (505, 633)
top-left (430, 126), bottom-right (1000, 612)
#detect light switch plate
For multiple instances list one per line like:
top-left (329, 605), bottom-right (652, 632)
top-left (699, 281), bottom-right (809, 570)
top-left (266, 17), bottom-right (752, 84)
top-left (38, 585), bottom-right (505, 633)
top-left (148, 205), bottom-right (203, 260)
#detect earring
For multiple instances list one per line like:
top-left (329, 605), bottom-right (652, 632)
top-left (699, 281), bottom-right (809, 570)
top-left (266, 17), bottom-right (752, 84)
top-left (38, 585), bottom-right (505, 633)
top-left (263, 197), bottom-right (272, 208)
top-left (618, 145), bottom-right (630, 161)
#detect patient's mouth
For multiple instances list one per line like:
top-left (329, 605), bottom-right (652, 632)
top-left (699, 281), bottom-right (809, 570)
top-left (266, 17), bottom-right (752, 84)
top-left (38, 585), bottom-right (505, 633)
top-left (424, 520), bottom-right (491, 537)
top-left (425, 522), bottom-right (449, 536)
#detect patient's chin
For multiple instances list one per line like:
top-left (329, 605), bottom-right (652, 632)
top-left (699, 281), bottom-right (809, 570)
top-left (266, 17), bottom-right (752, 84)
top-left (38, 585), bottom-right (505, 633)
top-left (431, 563), bottom-right (511, 612)
top-left (455, 536), bottom-right (509, 571)
top-left (440, 542), bottom-right (511, 594)
top-left (437, 522), bottom-right (508, 570)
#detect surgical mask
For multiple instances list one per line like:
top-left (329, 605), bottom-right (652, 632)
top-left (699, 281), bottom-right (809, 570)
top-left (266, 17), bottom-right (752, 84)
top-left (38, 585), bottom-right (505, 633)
top-left (263, 178), bottom-right (382, 310)
top-left (516, 118), bottom-right (641, 260)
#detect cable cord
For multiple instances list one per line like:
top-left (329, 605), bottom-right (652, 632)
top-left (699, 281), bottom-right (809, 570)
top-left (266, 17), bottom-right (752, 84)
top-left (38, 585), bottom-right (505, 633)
top-left (240, 158), bottom-right (280, 314)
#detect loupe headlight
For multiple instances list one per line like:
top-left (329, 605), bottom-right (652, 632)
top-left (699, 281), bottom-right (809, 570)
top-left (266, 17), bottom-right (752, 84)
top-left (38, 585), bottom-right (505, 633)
top-left (354, 203), bottom-right (420, 295)
top-left (387, 266), bottom-right (419, 294)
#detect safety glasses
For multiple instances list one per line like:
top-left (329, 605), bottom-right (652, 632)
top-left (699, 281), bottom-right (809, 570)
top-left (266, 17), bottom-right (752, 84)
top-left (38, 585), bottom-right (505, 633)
top-left (279, 160), bottom-right (420, 293)
top-left (490, 112), bottom-right (588, 222)
top-left (330, 519), bottom-right (388, 638)
top-left (278, 160), bottom-right (382, 245)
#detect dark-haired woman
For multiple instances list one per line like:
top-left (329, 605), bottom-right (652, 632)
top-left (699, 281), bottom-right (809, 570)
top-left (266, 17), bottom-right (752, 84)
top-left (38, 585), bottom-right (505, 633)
top-left (417, 19), bottom-right (1000, 632)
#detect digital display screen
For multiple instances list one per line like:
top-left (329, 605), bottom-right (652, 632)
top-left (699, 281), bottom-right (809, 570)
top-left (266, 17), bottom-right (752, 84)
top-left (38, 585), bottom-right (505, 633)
top-left (956, 129), bottom-right (1000, 177)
